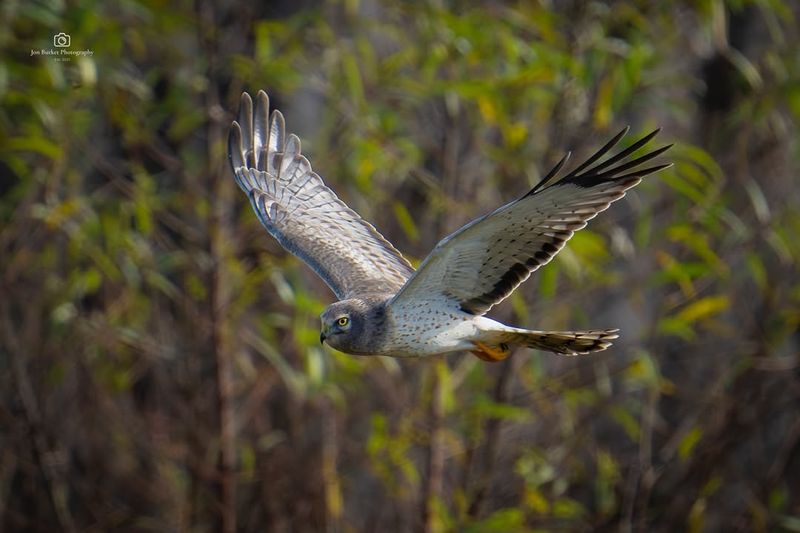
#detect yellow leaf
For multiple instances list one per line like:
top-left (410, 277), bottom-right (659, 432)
top-left (525, 488), bottom-right (550, 514)
top-left (688, 497), bottom-right (706, 533)
top-left (393, 201), bottom-right (420, 242)
top-left (667, 224), bottom-right (729, 277)
top-left (357, 157), bottom-right (375, 182)
top-left (477, 95), bottom-right (497, 124)
top-left (655, 250), bottom-right (695, 297)
top-left (676, 295), bottom-right (729, 323)
top-left (678, 426), bottom-right (702, 461)
top-left (504, 122), bottom-right (527, 148)
top-left (593, 75), bottom-right (614, 129)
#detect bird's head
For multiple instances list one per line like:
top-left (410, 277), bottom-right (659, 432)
top-left (319, 299), bottom-right (368, 354)
top-left (320, 297), bottom-right (390, 355)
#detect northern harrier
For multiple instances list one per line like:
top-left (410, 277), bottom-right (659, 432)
top-left (228, 91), bottom-right (671, 361)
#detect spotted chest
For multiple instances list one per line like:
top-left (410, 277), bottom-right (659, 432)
top-left (378, 302), bottom-right (478, 357)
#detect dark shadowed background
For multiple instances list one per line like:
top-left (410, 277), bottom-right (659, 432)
top-left (2, 1), bottom-right (799, 531)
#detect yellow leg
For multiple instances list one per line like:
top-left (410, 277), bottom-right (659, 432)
top-left (470, 341), bottom-right (511, 362)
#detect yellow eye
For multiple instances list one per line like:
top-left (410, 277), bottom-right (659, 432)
top-left (337, 317), bottom-right (349, 327)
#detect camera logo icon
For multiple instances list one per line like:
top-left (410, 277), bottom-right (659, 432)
top-left (53, 33), bottom-right (71, 48)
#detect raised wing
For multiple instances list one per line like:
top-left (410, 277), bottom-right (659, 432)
top-left (228, 91), bottom-right (415, 300)
top-left (389, 127), bottom-right (672, 315)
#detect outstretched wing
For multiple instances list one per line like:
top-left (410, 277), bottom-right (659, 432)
top-left (228, 91), bottom-right (415, 300)
top-left (389, 128), bottom-right (672, 315)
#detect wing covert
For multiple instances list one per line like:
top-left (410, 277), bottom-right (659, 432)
top-left (229, 91), bottom-right (415, 300)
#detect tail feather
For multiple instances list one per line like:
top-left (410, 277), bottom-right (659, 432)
top-left (488, 328), bottom-right (620, 356)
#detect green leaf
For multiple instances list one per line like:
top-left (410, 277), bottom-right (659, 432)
top-left (3, 136), bottom-right (62, 159)
top-left (553, 497), bottom-right (586, 518)
top-left (610, 406), bottom-right (640, 441)
top-left (465, 508), bottom-right (526, 533)
top-left (678, 426), bottom-right (702, 461)
top-left (474, 397), bottom-right (532, 422)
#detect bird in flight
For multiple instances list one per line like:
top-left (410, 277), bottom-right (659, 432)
top-left (228, 91), bottom-right (671, 362)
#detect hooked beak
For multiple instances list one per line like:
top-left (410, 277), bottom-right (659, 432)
top-left (320, 322), bottom-right (333, 345)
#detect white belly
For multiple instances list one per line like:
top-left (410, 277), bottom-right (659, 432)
top-left (380, 309), bottom-right (506, 357)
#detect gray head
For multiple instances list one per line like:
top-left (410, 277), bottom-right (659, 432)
top-left (319, 298), bottom-right (386, 355)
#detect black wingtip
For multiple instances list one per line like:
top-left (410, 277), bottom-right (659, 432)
top-left (613, 162), bottom-right (674, 182)
top-left (523, 127), bottom-right (672, 194)
top-left (567, 126), bottom-right (631, 177)
top-left (635, 128), bottom-right (661, 147)
top-left (591, 142), bottom-right (673, 181)
top-left (568, 128), bottom-right (670, 186)
top-left (528, 151), bottom-right (572, 196)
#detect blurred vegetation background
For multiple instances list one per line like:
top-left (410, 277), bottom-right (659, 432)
top-left (2, 0), bottom-right (799, 531)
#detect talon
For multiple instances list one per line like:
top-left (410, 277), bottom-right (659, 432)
top-left (470, 341), bottom-right (511, 362)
